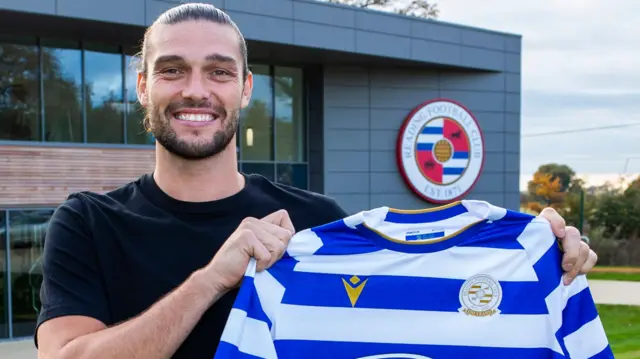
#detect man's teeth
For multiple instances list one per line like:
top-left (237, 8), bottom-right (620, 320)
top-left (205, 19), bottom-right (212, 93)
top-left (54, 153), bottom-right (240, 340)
top-left (176, 113), bottom-right (214, 122)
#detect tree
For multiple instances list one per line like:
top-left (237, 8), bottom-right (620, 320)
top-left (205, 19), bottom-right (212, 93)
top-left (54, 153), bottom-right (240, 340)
top-left (527, 171), bottom-right (566, 210)
top-left (324, 0), bottom-right (439, 19)
top-left (528, 163), bottom-right (576, 194)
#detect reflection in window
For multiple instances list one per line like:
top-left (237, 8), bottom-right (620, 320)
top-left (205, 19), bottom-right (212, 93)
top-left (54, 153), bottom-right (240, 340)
top-left (1, 212), bottom-right (7, 339)
top-left (9, 209), bottom-right (52, 338)
top-left (275, 67), bottom-right (305, 162)
top-left (0, 36), bottom-right (40, 141)
top-left (241, 65), bottom-right (273, 161)
top-left (277, 164), bottom-right (308, 190)
top-left (42, 39), bottom-right (83, 143)
top-left (242, 163), bottom-right (275, 182)
top-left (85, 43), bottom-right (124, 144)
top-left (125, 55), bottom-right (154, 145)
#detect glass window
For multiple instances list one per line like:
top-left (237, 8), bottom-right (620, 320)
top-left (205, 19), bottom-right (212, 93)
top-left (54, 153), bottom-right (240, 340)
top-left (0, 211), bottom-right (7, 339)
top-left (275, 67), bottom-right (305, 162)
top-left (41, 39), bottom-right (83, 143)
top-left (242, 162), bottom-right (275, 182)
top-left (125, 55), bottom-right (153, 145)
top-left (84, 43), bottom-right (124, 144)
top-left (277, 164), bottom-right (308, 190)
top-left (0, 36), bottom-right (40, 141)
top-left (9, 209), bottom-right (53, 338)
top-left (241, 65), bottom-right (273, 161)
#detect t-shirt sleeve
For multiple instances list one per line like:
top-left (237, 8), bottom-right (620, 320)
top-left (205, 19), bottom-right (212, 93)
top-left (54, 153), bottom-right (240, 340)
top-left (34, 196), bottom-right (111, 347)
top-left (214, 258), bottom-right (279, 359)
top-left (520, 217), bottom-right (614, 358)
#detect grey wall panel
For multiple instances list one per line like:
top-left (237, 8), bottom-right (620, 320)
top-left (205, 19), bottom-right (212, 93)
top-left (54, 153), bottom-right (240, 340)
top-left (228, 11), bottom-right (294, 44)
top-left (356, 31), bottom-right (411, 59)
top-left (0, 0), bottom-right (55, 15)
top-left (58, 0), bottom-right (145, 25)
top-left (505, 113), bottom-right (521, 133)
top-left (293, 21), bottom-right (356, 52)
top-left (2, 0), bottom-right (517, 72)
top-left (225, 0), bottom-right (293, 18)
top-left (293, 1), bottom-right (355, 27)
top-left (355, 10), bottom-right (411, 37)
top-left (323, 64), bottom-right (521, 214)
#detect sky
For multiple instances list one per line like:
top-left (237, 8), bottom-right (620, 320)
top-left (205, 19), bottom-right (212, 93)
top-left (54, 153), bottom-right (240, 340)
top-left (425, 0), bottom-right (640, 190)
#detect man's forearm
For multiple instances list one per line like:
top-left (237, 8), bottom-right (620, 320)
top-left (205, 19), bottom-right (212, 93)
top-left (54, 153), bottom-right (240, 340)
top-left (57, 268), bottom-right (226, 359)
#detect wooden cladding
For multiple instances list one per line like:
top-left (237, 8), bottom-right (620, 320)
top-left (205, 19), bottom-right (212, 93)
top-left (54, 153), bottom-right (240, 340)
top-left (0, 145), bottom-right (155, 207)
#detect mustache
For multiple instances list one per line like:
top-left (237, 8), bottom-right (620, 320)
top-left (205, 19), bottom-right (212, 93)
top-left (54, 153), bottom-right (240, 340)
top-left (165, 99), bottom-right (227, 118)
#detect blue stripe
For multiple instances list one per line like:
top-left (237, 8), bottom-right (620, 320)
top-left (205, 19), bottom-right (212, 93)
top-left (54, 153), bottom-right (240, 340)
top-left (421, 126), bottom-right (442, 134)
top-left (274, 340), bottom-right (566, 359)
top-left (590, 345), bottom-right (616, 358)
top-left (416, 143), bottom-right (433, 151)
top-left (311, 222), bottom-right (384, 256)
top-left (532, 236), bottom-right (564, 299)
top-left (560, 287), bottom-right (599, 337)
top-left (443, 167), bottom-right (464, 175)
top-left (279, 271), bottom-right (549, 315)
top-left (384, 203), bottom-right (468, 223)
top-left (452, 151), bottom-right (469, 159)
top-left (214, 341), bottom-right (265, 359)
top-left (232, 276), bottom-right (272, 330)
top-left (456, 220), bottom-right (526, 250)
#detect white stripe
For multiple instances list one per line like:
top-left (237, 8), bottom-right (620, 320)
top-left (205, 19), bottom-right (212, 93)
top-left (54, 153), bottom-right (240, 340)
top-left (517, 217), bottom-right (556, 263)
top-left (254, 270), bottom-right (286, 335)
top-left (544, 273), bottom-right (590, 353)
top-left (443, 174), bottom-right (461, 183)
top-left (293, 246), bottom-right (538, 282)
top-left (220, 309), bottom-right (277, 359)
top-left (425, 118), bottom-right (443, 127)
top-left (416, 134), bottom-right (441, 144)
top-left (564, 316), bottom-right (609, 358)
top-left (287, 229), bottom-right (323, 257)
top-left (442, 159), bottom-right (468, 168)
top-left (274, 304), bottom-right (562, 352)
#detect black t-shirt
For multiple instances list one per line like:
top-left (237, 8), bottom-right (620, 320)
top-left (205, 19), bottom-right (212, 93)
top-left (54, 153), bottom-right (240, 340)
top-left (35, 173), bottom-right (348, 358)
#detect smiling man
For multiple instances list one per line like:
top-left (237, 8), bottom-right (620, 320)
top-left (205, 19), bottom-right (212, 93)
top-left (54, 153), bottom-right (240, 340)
top-left (33, 3), bottom-right (598, 359)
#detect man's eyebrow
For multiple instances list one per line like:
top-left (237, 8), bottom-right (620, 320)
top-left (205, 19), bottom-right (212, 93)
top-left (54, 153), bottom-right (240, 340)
top-left (153, 55), bottom-right (185, 68)
top-left (205, 53), bottom-right (237, 65)
top-left (152, 54), bottom-right (237, 69)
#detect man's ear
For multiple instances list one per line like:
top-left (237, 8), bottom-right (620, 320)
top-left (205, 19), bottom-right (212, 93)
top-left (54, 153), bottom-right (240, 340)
top-left (137, 72), bottom-right (148, 107)
top-left (240, 71), bottom-right (253, 109)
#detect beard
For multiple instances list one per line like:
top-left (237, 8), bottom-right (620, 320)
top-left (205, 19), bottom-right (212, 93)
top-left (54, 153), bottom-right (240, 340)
top-left (146, 98), bottom-right (240, 160)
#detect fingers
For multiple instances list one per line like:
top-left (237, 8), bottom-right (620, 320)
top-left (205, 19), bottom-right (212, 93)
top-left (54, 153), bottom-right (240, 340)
top-left (243, 220), bottom-right (286, 268)
top-left (539, 207), bottom-right (566, 238)
top-left (245, 233), bottom-right (272, 272)
top-left (561, 226), bottom-right (585, 285)
top-left (580, 249), bottom-right (598, 275)
top-left (261, 209), bottom-right (296, 235)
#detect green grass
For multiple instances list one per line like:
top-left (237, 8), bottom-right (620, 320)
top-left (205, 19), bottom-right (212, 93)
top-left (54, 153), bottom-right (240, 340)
top-left (588, 272), bottom-right (640, 282)
top-left (598, 304), bottom-right (640, 358)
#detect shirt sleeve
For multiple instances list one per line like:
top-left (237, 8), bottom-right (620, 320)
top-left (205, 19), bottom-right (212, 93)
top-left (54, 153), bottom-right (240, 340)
top-left (215, 258), bottom-right (279, 359)
top-left (34, 195), bottom-right (111, 347)
top-left (519, 217), bottom-right (614, 358)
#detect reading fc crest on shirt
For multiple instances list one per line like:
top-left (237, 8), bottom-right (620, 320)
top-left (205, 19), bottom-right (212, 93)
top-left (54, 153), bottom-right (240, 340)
top-left (459, 274), bottom-right (502, 317)
top-left (396, 99), bottom-right (485, 204)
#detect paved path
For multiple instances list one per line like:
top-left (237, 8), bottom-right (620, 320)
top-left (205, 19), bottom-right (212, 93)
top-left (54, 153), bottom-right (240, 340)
top-left (588, 279), bottom-right (640, 306)
top-left (2, 279), bottom-right (639, 359)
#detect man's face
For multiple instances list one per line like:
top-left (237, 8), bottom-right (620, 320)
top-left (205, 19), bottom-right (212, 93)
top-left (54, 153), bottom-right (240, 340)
top-left (137, 20), bottom-right (252, 160)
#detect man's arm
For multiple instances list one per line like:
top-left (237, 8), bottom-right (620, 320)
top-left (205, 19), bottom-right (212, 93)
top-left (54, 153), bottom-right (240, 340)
top-left (36, 197), bottom-right (229, 359)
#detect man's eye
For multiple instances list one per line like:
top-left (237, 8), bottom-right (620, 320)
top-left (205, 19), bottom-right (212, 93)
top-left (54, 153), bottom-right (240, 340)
top-left (162, 68), bottom-right (181, 75)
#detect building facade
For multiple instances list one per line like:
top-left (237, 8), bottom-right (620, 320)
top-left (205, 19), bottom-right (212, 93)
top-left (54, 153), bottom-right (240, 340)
top-left (0, 0), bottom-right (522, 343)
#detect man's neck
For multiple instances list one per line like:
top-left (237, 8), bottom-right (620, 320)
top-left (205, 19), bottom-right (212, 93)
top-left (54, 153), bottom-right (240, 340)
top-left (152, 144), bottom-right (245, 203)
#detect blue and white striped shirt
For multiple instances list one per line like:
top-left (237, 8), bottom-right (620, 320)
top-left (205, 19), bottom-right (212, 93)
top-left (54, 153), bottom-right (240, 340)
top-left (214, 200), bottom-right (613, 359)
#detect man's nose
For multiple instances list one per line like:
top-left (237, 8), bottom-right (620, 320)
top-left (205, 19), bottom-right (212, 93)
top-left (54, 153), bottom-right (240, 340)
top-left (182, 72), bottom-right (209, 100)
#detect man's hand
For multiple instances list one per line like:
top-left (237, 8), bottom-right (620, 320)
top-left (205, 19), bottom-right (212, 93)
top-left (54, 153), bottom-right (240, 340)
top-left (204, 209), bottom-right (295, 293)
top-left (538, 207), bottom-right (598, 285)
